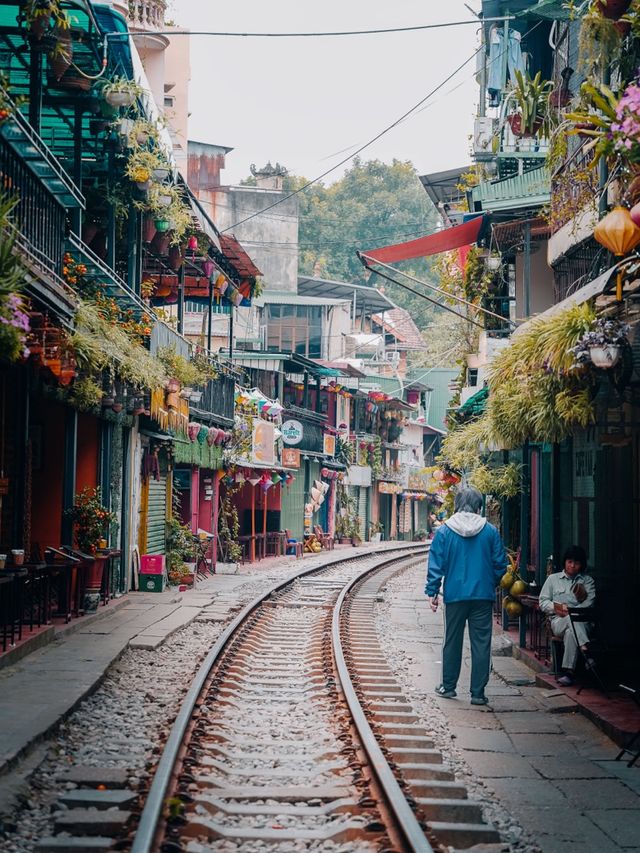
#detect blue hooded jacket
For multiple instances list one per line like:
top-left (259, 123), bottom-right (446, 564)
top-left (425, 512), bottom-right (507, 603)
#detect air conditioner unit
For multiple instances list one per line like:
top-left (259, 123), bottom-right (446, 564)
top-left (473, 116), bottom-right (496, 159)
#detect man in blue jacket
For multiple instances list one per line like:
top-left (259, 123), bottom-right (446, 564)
top-left (425, 486), bottom-right (507, 705)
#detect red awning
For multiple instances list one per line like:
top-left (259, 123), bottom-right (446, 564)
top-left (219, 234), bottom-right (262, 279)
top-left (361, 215), bottom-right (485, 266)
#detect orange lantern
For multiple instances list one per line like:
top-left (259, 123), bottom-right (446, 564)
top-left (593, 206), bottom-right (640, 301)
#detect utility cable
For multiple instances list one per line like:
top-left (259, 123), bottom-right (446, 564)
top-left (360, 254), bottom-right (517, 329)
top-left (219, 45), bottom-right (483, 233)
top-left (107, 18), bottom-right (512, 40)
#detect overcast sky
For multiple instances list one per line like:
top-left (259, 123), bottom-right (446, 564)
top-left (171, 1), bottom-right (480, 186)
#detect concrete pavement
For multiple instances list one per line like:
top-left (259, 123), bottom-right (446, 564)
top-left (378, 563), bottom-right (640, 853)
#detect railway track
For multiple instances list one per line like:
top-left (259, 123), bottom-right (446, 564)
top-left (37, 544), bottom-right (500, 853)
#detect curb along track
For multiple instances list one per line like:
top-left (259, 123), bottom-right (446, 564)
top-left (124, 543), bottom-right (500, 853)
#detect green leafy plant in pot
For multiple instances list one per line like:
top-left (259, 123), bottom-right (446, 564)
top-left (507, 71), bottom-right (554, 138)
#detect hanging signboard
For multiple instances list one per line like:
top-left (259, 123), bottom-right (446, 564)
top-left (282, 419), bottom-right (303, 445)
top-left (378, 481), bottom-right (403, 494)
top-left (336, 395), bottom-right (350, 433)
top-left (345, 465), bottom-right (372, 487)
top-left (252, 420), bottom-right (275, 465)
top-left (323, 434), bottom-right (336, 457)
top-left (282, 448), bottom-right (301, 468)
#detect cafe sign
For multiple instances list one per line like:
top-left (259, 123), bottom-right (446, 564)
top-left (282, 419), bottom-right (303, 445)
top-left (282, 448), bottom-right (301, 468)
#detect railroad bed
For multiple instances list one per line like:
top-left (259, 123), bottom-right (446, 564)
top-left (38, 544), bottom-right (501, 853)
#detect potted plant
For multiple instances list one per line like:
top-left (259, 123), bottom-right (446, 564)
top-left (507, 71), bottom-right (554, 138)
top-left (100, 75), bottom-right (144, 108)
top-left (596, 0), bottom-right (633, 19)
top-left (571, 316), bottom-right (629, 369)
top-left (64, 486), bottom-right (116, 596)
top-left (23, 0), bottom-right (67, 40)
top-left (369, 520), bottom-right (383, 544)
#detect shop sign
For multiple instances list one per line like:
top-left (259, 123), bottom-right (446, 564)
top-left (408, 472), bottom-right (431, 492)
top-left (345, 465), bottom-right (372, 487)
top-left (323, 434), bottom-right (336, 457)
top-left (282, 419), bottom-right (303, 445)
top-left (378, 481), bottom-right (402, 494)
top-left (252, 420), bottom-right (275, 465)
top-left (336, 395), bottom-right (350, 433)
top-left (282, 448), bottom-right (301, 468)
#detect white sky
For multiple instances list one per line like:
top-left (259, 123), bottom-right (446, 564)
top-left (171, 0), bottom-right (481, 186)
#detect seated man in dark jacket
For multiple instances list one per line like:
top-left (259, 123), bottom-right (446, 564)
top-left (425, 487), bottom-right (507, 705)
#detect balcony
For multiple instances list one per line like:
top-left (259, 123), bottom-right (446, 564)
top-left (547, 143), bottom-right (600, 266)
top-left (190, 372), bottom-right (236, 427)
top-left (470, 164), bottom-right (550, 214)
top-left (67, 233), bottom-right (150, 320)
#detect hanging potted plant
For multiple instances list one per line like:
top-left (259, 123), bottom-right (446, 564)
top-left (23, 0), bottom-right (66, 40)
top-left (507, 70), bottom-right (554, 138)
top-left (596, 0), bottom-right (633, 19)
top-left (47, 26), bottom-right (72, 81)
top-left (571, 316), bottom-right (629, 369)
top-left (100, 75), bottom-right (143, 108)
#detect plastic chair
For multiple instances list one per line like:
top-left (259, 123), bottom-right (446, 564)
top-left (284, 530), bottom-right (303, 558)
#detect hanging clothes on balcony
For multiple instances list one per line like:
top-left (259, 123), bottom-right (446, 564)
top-left (487, 26), bottom-right (526, 107)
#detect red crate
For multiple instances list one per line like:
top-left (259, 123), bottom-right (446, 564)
top-left (140, 554), bottom-right (165, 575)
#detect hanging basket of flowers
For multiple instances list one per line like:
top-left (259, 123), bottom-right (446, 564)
top-left (570, 316), bottom-right (629, 369)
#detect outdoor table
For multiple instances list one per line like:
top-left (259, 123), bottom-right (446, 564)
top-left (238, 535), bottom-right (255, 564)
top-left (45, 548), bottom-right (84, 623)
top-left (20, 562), bottom-right (50, 631)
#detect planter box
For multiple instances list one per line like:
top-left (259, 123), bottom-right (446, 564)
top-left (139, 573), bottom-right (166, 593)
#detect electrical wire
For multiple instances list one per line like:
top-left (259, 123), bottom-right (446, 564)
top-left (219, 45), bottom-right (483, 233)
top-left (107, 18), bottom-right (511, 40)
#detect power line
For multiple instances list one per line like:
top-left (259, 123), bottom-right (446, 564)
top-left (220, 45), bottom-right (482, 233)
top-left (109, 18), bottom-right (511, 40)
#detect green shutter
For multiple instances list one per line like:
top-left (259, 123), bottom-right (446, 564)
top-left (281, 468), bottom-right (306, 540)
top-left (146, 474), bottom-right (167, 555)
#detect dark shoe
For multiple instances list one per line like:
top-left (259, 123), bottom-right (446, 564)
top-left (470, 695), bottom-right (489, 706)
top-left (435, 685), bottom-right (457, 698)
top-left (557, 674), bottom-right (574, 687)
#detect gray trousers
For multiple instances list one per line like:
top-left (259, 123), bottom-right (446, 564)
top-left (441, 600), bottom-right (494, 697)
top-left (550, 615), bottom-right (591, 671)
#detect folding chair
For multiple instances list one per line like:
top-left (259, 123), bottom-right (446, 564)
top-left (568, 607), bottom-right (608, 696)
top-left (615, 685), bottom-right (640, 767)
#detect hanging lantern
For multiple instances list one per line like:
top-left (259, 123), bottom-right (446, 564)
top-left (271, 471), bottom-right (280, 484)
top-left (207, 427), bottom-right (217, 446)
top-left (593, 207), bottom-right (640, 301)
top-left (248, 477), bottom-right (261, 487)
top-left (188, 422), bottom-right (200, 442)
top-left (203, 259), bottom-right (215, 279)
top-left (188, 235), bottom-right (198, 251)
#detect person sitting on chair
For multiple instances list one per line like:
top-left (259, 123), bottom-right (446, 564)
top-left (539, 545), bottom-right (595, 686)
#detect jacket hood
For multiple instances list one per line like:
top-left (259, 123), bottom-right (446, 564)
top-left (445, 512), bottom-right (487, 538)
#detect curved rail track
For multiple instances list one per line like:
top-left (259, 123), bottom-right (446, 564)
top-left (128, 543), bottom-right (500, 853)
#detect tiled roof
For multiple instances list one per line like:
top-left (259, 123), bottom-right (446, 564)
top-left (372, 307), bottom-right (426, 351)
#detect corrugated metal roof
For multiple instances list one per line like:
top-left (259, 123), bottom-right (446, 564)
top-left (255, 291), bottom-right (350, 307)
top-left (412, 368), bottom-right (458, 431)
top-left (298, 276), bottom-right (396, 313)
top-left (471, 166), bottom-right (550, 212)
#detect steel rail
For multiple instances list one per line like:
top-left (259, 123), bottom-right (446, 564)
top-left (332, 549), bottom-right (434, 853)
top-left (130, 541), bottom-right (425, 853)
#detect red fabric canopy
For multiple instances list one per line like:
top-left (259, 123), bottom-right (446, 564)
top-left (362, 215), bottom-right (485, 266)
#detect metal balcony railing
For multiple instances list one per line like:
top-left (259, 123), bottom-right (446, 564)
top-left (549, 141), bottom-right (599, 235)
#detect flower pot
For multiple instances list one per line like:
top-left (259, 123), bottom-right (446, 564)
top-left (135, 180), bottom-right (151, 191)
top-left (614, 18), bottom-right (632, 36)
top-left (589, 345), bottom-right (621, 368)
top-left (29, 16), bottom-right (50, 40)
top-left (157, 193), bottom-right (172, 208)
top-left (597, 0), bottom-right (632, 19)
top-left (168, 246), bottom-right (184, 271)
top-left (143, 217), bottom-right (157, 243)
top-left (151, 231), bottom-right (170, 255)
top-left (84, 555), bottom-right (107, 591)
top-left (49, 49), bottom-right (72, 81)
top-left (105, 90), bottom-right (136, 108)
top-left (118, 117), bottom-right (135, 136)
top-left (82, 221), bottom-right (99, 244)
top-left (155, 218), bottom-right (170, 233)
top-left (153, 167), bottom-right (170, 181)
top-left (507, 113), bottom-right (542, 138)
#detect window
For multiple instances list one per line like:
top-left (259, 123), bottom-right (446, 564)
top-left (164, 96), bottom-right (175, 108)
top-left (266, 304), bottom-right (323, 357)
